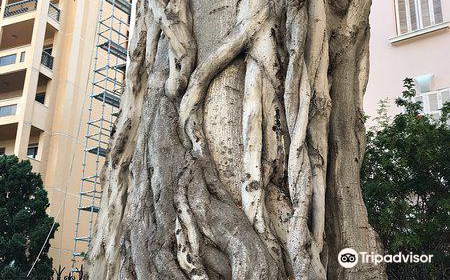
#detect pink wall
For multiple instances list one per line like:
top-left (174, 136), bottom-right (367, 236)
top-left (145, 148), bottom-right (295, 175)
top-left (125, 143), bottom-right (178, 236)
top-left (365, 0), bottom-right (450, 120)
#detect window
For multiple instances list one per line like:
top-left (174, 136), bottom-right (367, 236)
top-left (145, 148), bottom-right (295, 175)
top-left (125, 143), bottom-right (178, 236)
top-left (0, 148), bottom-right (5, 156)
top-left (415, 88), bottom-right (450, 120)
top-left (20, 51), bottom-right (26, 63)
top-left (396, 0), bottom-right (444, 35)
top-left (0, 54), bottom-right (16, 66)
top-left (35, 93), bottom-right (46, 104)
top-left (0, 104), bottom-right (17, 117)
top-left (27, 144), bottom-right (39, 159)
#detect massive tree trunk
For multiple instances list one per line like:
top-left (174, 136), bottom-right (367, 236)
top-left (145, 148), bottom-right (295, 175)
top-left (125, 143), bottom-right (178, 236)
top-left (87, 0), bottom-right (386, 279)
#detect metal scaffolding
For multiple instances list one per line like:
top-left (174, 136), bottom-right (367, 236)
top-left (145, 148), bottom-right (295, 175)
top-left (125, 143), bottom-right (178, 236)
top-left (71, 0), bottom-right (131, 273)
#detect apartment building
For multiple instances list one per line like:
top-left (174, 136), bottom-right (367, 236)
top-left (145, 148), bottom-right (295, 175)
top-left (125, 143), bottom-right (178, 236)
top-left (366, 0), bottom-right (450, 121)
top-left (0, 0), bottom-right (130, 272)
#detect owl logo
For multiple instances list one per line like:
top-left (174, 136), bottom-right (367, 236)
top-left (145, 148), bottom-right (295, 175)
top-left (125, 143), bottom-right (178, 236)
top-left (338, 248), bottom-right (359, 268)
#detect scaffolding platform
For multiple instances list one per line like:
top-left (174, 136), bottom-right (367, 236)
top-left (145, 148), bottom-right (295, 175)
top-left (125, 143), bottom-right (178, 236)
top-left (98, 40), bottom-right (127, 61)
top-left (78, 205), bottom-right (100, 213)
top-left (114, 63), bottom-right (127, 73)
top-left (93, 91), bottom-right (121, 108)
top-left (105, 0), bottom-right (131, 15)
top-left (94, 64), bottom-right (126, 77)
top-left (87, 146), bottom-right (108, 157)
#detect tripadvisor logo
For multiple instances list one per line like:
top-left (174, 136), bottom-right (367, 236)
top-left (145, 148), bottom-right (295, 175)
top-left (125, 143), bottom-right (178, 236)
top-left (338, 248), bottom-right (433, 268)
top-left (338, 248), bottom-right (359, 268)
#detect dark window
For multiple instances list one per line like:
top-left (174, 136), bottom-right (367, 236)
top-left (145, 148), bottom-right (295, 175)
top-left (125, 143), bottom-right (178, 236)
top-left (0, 148), bottom-right (5, 155)
top-left (27, 144), bottom-right (38, 159)
top-left (35, 93), bottom-right (45, 104)
top-left (20, 51), bottom-right (26, 62)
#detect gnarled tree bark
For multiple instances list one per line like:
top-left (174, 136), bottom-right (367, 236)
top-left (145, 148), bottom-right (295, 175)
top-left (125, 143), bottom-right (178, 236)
top-left (87, 0), bottom-right (387, 279)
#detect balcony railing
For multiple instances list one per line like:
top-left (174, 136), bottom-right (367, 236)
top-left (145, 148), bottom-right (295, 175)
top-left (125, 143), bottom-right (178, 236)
top-left (48, 2), bottom-right (60, 22)
top-left (4, 0), bottom-right (38, 18)
top-left (41, 51), bottom-right (54, 70)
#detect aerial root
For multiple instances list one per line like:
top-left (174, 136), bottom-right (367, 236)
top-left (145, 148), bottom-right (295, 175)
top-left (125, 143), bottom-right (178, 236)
top-left (284, 1), bottom-right (327, 278)
top-left (178, 2), bottom-right (271, 153)
top-left (148, 0), bottom-right (196, 99)
top-left (175, 168), bottom-right (209, 280)
top-left (240, 12), bottom-right (288, 271)
top-left (241, 58), bottom-right (285, 268)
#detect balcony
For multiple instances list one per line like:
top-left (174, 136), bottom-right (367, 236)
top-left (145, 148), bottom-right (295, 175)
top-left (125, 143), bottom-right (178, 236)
top-left (48, 2), bottom-right (60, 22)
top-left (0, 97), bottom-right (20, 126)
top-left (0, 19), bottom-right (34, 50)
top-left (0, 45), bottom-right (29, 73)
top-left (4, 0), bottom-right (38, 18)
top-left (0, 123), bottom-right (17, 155)
top-left (41, 51), bottom-right (54, 70)
top-left (0, 97), bottom-right (49, 131)
top-left (31, 99), bottom-right (49, 131)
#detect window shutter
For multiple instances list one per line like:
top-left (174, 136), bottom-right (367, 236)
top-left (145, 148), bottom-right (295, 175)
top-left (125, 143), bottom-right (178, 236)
top-left (441, 89), bottom-right (450, 105)
top-left (398, 0), bottom-right (409, 34)
top-left (409, 0), bottom-right (418, 30)
top-left (420, 0), bottom-right (431, 27)
top-left (433, 0), bottom-right (443, 24)
top-left (429, 92), bottom-right (439, 111)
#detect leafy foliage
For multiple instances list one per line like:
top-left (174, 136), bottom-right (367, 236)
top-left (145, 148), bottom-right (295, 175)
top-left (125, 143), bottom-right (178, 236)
top-left (362, 78), bottom-right (449, 279)
top-left (0, 155), bottom-right (58, 280)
